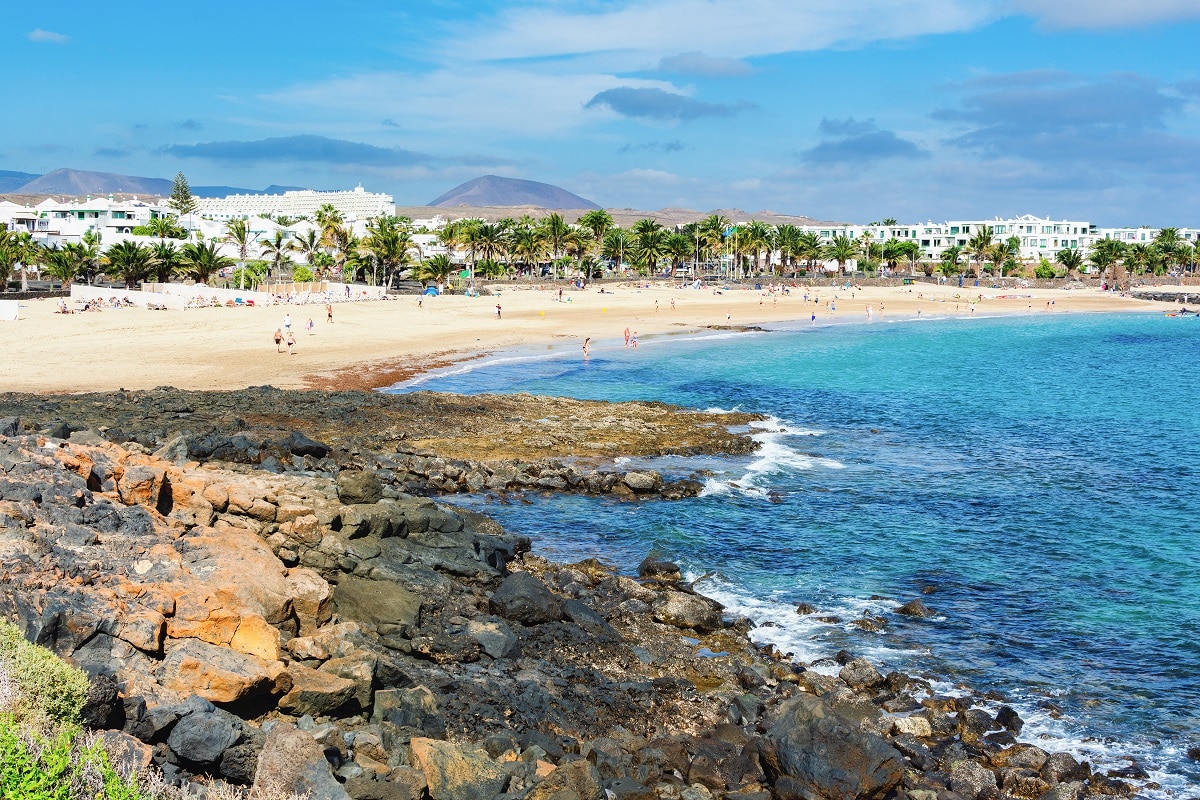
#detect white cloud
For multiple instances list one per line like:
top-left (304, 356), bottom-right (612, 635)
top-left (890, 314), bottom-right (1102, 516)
top-left (27, 28), bottom-right (69, 44)
top-left (454, 0), bottom-right (994, 62)
top-left (261, 68), bottom-right (677, 138)
top-left (1005, 0), bottom-right (1200, 28)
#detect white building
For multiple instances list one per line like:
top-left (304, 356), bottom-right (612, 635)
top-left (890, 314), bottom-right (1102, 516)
top-left (197, 185), bottom-right (394, 222)
top-left (0, 195), bottom-right (170, 247)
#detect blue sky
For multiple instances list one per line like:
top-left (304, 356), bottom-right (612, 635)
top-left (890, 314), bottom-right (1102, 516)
top-left (6, 1), bottom-right (1200, 224)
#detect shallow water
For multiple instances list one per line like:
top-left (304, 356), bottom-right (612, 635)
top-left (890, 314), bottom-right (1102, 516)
top-left (387, 311), bottom-right (1200, 794)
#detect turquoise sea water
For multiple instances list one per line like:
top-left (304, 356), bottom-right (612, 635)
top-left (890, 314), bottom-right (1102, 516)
top-left (388, 311), bottom-right (1200, 794)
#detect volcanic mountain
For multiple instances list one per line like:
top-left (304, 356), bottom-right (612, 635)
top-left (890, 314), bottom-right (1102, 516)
top-left (429, 175), bottom-right (600, 210)
top-left (9, 168), bottom-right (303, 198)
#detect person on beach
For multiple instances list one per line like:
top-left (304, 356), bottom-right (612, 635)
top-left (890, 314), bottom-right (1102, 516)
top-left (283, 313), bottom-right (291, 332)
top-left (326, 303), bottom-right (333, 323)
top-left (273, 328), bottom-right (283, 353)
top-left (495, 304), bottom-right (502, 319)
top-left (286, 331), bottom-right (296, 354)
top-left (582, 337), bottom-right (591, 358)
top-left (811, 311), bottom-right (816, 326)
top-left (670, 297), bottom-right (675, 310)
top-left (306, 318), bottom-right (315, 335)
top-left (623, 327), bottom-right (630, 346)
top-left (630, 331), bottom-right (639, 348)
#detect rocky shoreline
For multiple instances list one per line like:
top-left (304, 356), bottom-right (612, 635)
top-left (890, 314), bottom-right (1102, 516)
top-left (0, 394), bottom-right (1155, 800)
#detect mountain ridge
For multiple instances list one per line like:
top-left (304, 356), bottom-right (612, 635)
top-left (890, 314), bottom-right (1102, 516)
top-left (429, 175), bottom-right (600, 210)
top-left (8, 168), bottom-right (306, 198)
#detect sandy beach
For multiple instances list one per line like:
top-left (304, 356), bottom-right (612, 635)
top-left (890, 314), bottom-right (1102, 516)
top-left (0, 281), bottom-right (1166, 394)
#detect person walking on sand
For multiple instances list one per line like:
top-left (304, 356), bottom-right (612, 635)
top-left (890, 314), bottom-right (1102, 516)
top-left (273, 328), bottom-right (283, 353)
top-left (326, 303), bottom-right (333, 323)
top-left (306, 318), bottom-right (315, 335)
top-left (283, 313), bottom-right (291, 332)
top-left (286, 331), bottom-right (296, 354)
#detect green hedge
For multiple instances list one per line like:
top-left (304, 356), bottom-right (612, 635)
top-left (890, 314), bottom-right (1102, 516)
top-left (0, 717), bottom-right (144, 800)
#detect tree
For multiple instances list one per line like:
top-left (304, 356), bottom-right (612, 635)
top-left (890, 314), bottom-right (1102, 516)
top-left (150, 241), bottom-right (182, 283)
top-left (822, 235), bottom-right (857, 276)
top-left (259, 230), bottom-right (295, 279)
top-left (40, 243), bottom-right (86, 287)
top-left (0, 228), bottom-right (19, 288)
top-left (168, 172), bottom-right (198, 217)
top-left (1089, 238), bottom-right (1125, 285)
top-left (8, 231), bottom-right (37, 291)
top-left (967, 225), bottom-right (994, 278)
top-left (362, 215), bottom-right (418, 286)
top-left (939, 245), bottom-right (964, 276)
top-left (601, 229), bottom-right (630, 274)
top-left (539, 214), bottom-right (571, 279)
top-left (775, 224), bottom-right (801, 276)
top-left (664, 232), bottom-right (693, 277)
top-left (181, 241), bottom-right (232, 285)
top-left (103, 240), bottom-right (156, 288)
top-left (742, 221), bottom-right (774, 274)
top-left (631, 219), bottom-right (667, 276)
top-left (417, 253), bottom-right (454, 285)
top-left (146, 216), bottom-right (185, 240)
top-left (79, 229), bottom-right (102, 284)
top-left (223, 218), bottom-right (256, 289)
top-left (796, 232), bottom-right (822, 274)
top-left (510, 224), bottom-right (548, 276)
top-left (577, 209), bottom-right (613, 244)
top-left (1152, 227), bottom-right (1184, 274)
top-left (1056, 248), bottom-right (1083, 280)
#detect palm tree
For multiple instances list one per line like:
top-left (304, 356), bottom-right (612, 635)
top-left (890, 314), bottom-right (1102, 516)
top-left (663, 232), bottom-right (693, 277)
top-left (11, 231), bottom-right (36, 291)
top-left (540, 214), bottom-right (571, 279)
top-left (467, 222), bottom-right (507, 278)
top-left (742, 221), bottom-right (774, 275)
top-left (104, 240), bottom-right (156, 288)
top-left (1056, 248), bottom-right (1083, 280)
top-left (631, 219), bottom-right (667, 276)
top-left (223, 218), bottom-right (256, 289)
top-left (1088, 238), bottom-right (1125, 285)
top-left (1152, 228), bottom-right (1184, 274)
top-left (417, 253), bottom-right (454, 286)
top-left (41, 244), bottom-right (86, 287)
top-left (967, 226), bottom-right (995, 278)
top-left (940, 245), bottom-right (964, 276)
top-left (510, 225), bottom-right (548, 276)
top-left (146, 216), bottom-right (183, 240)
top-left (180, 241), bottom-right (232, 285)
top-left (987, 239), bottom-right (1018, 277)
top-left (577, 209), bottom-right (613, 245)
top-left (822, 235), bottom-right (857, 277)
top-left (775, 225), bottom-right (801, 276)
top-left (601, 229), bottom-right (630, 274)
top-left (796, 232), bottom-right (822, 275)
top-left (151, 241), bottom-right (182, 283)
top-left (698, 214), bottom-right (729, 265)
top-left (293, 229), bottom-right (324, 273)
top-left (1124, 242), bottom-right (1152, 278)
top-left (0, 229), bottom-right (19, 289)
top-left (259, 231), bottom-right (295, 279)
top-left (362, 215), bottom-right (418, 286)
top-left (562, 228), bottom-right (594, 275)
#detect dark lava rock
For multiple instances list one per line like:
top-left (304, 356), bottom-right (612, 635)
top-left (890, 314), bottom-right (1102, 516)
top-left (284, 430), bottom-right (331, 458)
top-left (167, 704), bottom-right (242, 767)
top-left (488, 571), bottom-right (564, 625)
top-left (795, 602), bottom-right (817, 615)
top-left (0, 417), bottom-right (20, 437)
top-left (995, 704), bottom-right (1024, 734)
top-left (637, 556), bottom-right (681, 582)
top-left (759, 693), bottom-right (904, 800)
top-left (81, 673), bottom-right (124, 730)
top-left (896, 599), bottom-right (936, 618)
top-left (336, 470), bottom-right (384, 505)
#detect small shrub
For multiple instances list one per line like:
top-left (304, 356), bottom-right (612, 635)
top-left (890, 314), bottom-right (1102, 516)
top-left (0, 619), bottom-right (90, 725)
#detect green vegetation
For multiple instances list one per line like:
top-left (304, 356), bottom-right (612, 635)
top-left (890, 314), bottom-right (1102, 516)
top-left (0, 620), bottom-right (89, 725)
top-left (167, 172), bottom-right (197, 217)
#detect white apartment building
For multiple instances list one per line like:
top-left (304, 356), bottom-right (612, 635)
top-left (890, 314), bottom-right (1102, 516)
top-left (1097, 226), bottom-right (1199, 246)
top-left (854, 215), bottom-right (1096, 263)
top-left (0, 195), bottom-right (170, 247)
top-left (197, 185), bottom-right (395, 222)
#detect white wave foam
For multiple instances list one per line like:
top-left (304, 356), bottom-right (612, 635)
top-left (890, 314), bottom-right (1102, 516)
top-left (700, 416), bottom-right (840, 498)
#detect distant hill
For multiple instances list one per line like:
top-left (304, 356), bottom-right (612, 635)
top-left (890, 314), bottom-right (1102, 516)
top-left (0, 170), bottom-right (40, 193)
top-left (11, 168), bottom-right (305, 198)
top-left (429, 175), bottom-right (600, 210)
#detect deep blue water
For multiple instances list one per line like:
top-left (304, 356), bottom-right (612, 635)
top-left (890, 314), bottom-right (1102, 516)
top-left (388, 312), bottom-right (1200, 794)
